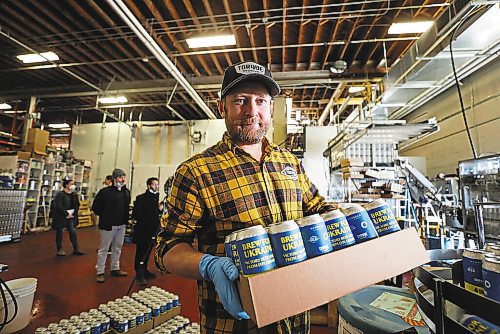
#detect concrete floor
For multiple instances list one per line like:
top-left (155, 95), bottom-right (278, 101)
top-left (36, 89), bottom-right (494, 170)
top-left (0, 227), bottom-right (333, 333)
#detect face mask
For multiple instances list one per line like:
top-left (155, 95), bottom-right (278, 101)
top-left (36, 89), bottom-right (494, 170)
top-left (149, 189), bottom-right (159, 195)
top-left (116, 182), bottom-right (124, 187)
top-left (69, 185), bottom-right (76, 191)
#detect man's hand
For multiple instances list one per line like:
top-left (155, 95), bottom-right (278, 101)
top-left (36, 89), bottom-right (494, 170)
top-left (198, 254), bottom-right (250, 320)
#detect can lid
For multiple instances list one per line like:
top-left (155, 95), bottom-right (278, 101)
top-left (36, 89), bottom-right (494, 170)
top-left (320, 210), bottom-right (345, 221)
top-left (235, 225), bottom-right (266, 238)
top-left (340, 204), bottom-right (365, 216)
top-left (295, 214), bottom-right (324, 227)
top-left (266, 220), bottom-right (299, 234)
top-left (363, 199), bottom-right (387, 210)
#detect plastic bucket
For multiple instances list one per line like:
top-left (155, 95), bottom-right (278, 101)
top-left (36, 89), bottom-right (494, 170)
top-left (0, 278), bottom-right (37, 333)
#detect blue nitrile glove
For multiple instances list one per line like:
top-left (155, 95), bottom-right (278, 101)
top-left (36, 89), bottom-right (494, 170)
top-left (199, 254), bottom-right (250, 320)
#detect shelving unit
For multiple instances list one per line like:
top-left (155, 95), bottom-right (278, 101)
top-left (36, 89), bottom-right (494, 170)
top-left (15, 159), bottom-right (29, 190)
top-left (24, 158), bottom-right (48, 232)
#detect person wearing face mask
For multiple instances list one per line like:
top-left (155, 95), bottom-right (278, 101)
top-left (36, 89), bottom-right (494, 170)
top-left (52, 179), bottom-right (83, 256)
top-left (132, 177), bottom-right (163, 286)
top-left (92, 168), bottom-right (131, 283)
top-left (156, 62), bottom-right (334, 333)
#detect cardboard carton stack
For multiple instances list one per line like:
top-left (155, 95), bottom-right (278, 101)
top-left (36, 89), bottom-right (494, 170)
top-left (340, 158), bottom-right (365, 179)
top-left (357, 179), bottom-right (405, 198)
top-left (20, 128), bottom-right (49, 159)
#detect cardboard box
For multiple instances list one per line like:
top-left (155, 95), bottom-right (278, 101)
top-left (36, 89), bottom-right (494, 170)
top-left (110, 320), bottom-right (153, 334)
top-left (26, 128), bottom-right (49, 154)
top-left (238, 228), bottom-right (428, 328)
top-left (152, 306), bottom-right (181, 328)
top-left (17, 151), bottom-right (31, 161)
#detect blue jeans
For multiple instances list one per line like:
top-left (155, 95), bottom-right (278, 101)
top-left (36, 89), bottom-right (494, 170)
top-left (55, 220), bottom-right (78, 250)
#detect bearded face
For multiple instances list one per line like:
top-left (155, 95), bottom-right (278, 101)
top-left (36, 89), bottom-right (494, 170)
top-left (219, 81), bottom-right (273, 146)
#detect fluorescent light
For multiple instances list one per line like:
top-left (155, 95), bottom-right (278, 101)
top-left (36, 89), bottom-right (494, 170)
top-left (3, 109), bottom-right (26, 114)
top-left (348, 86), bottom-right (365, 94)
top-left (388, 21), bottom-right (433, 34)
top-left (48, 123), bottom-right (70, 129)
top-left (16, 51), bottom-right (59, 64)
top-left (98, 96), bottom-right (128, 104)
top-left (186, 34), bottom-right (236, 48)
top-left (0, 103), bottom-right (12, 110)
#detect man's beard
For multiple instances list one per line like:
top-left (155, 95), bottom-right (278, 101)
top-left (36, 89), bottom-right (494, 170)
top-left (227, 116), bottom-right (269, 145)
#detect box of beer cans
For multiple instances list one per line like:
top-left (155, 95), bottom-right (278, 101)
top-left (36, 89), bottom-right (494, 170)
top-left (226, 200), bottom-right (429, 328)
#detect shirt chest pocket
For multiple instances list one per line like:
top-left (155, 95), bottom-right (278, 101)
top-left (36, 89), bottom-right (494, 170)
top-left (267, 167), bottom-right (302, 208)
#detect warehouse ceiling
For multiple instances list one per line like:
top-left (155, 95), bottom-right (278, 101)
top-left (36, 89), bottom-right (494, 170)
top-left (0, 0), bottom-right (450, 125)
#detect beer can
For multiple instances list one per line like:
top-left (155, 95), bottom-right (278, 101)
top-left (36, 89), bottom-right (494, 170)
top-left (100, 316), bottom-right (110, 332)
top-left (90, 321), bottom-right (101, 334)
top-left (320, 210), bottom-right (356, 250)
top-left (267, 220), bottom-right (307, 267)
top-left (460, 314), bottom-right (500, 333)
top-left (296, 214), bottom-right (333, 257)
top-left (363, 199), bottom-right (401, 236)
top-left (482, 255), bottom-right (500, 302)
top-left (114, 317), bottom-right (128, 333)
top-left (235, 225), bottom-right (276, 276)
top-left (463, 248), bottom-right (489, 294)
top-left (341, 204), bottom-right (379, 243)
top-left (172, 295), bottom-right (180, 307)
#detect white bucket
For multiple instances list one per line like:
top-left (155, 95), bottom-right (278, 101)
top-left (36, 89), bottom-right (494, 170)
top-left (0, 278), bottom-right (37, 333)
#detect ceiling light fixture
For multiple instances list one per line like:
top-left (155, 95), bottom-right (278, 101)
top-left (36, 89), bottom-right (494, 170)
top-left (48, 123), bottom-right (70, 129)
top-left (16, 51), bottom-right (59, 64)
top-left (3, 109), bottom-right (26, 114)
top-left (388, 21), bottom-right (433, 34)
top-left (98, 96), bottom-right (128, 104)
top-left (186, 34), bottom-right (236, 48)
top-left (329, 60), bottom-right (348, 74)
top-left (0, 103), bottom-right (12, 110)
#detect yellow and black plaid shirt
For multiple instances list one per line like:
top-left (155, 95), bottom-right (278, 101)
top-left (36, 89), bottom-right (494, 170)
top-left (155, 132), bottom-right (334, 334)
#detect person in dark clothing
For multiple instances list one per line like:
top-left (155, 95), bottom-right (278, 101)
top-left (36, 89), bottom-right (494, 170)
top-left (92, 168), bottom-right (131, 283)
top-left (132, 177), bottom-right (163, 286)
top-left (52, 179), bottom-right (83, 256)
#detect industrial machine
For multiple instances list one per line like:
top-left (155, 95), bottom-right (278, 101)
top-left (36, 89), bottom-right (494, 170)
top-left (459, 154), bottom-right (500, 247)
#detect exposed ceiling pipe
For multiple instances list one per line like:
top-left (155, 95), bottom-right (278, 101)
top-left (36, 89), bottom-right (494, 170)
top-left (0, 29), bottom-right (102, 93)
top-left (106, 0), bottom-right (216, 119)
top-left (318, 82), bottom-right (346, 125)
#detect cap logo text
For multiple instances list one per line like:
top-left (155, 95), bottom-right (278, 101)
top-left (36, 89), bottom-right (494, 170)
top-left (235, 62), bottom-right (265, 75)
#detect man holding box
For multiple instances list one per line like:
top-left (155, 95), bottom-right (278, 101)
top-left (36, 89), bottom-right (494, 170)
top-left (155, 61), bottom-right (333, 333)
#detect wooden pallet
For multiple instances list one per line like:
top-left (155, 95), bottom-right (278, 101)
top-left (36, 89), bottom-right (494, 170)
top-left (311, 300), bottom-right (338, 329)
top-left (78, 200), bottom-right (94, 228)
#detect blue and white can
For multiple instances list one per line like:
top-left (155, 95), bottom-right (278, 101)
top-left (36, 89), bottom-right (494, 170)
top-left (463, 248), bottom-right (489, 294)
top-left (460, 314), bottom-right (500, 333)
top-left (267, 220), bottom-right (307, 267)
top-left (296, 214), bottom-right (333, 258)
top-left (225, 232), bottom-right (241, 271)
top-left (320, 210), bottom-right (356, 250)
top-left (235, 225), bottom-right (276, 276)
top-left (364, 199), bottom-right (401, 236)
top-left (342, 204), bottom-right (379, 243)
top-left (482, 255), bottom-right (500, 302)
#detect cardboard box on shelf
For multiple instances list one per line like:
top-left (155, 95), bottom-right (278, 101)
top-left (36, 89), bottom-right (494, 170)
top-left (340, 158), bottom-right (364, 168)
top-left (238, 228), bottom-right (428, 328)
top-left (17, 151), bottom-right (31, 161)
top-left (26, 128), bottom-right (49, 154)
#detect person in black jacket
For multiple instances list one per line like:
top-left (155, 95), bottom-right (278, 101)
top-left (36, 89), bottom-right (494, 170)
top-left (92, 168), bottom-right (131, 283)
top-left (52, 179), bottom-right (83, 256)
top-left (132, 177), bottom-right (163, 285)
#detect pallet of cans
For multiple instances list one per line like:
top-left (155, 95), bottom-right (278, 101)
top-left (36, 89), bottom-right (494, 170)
top-left (225, 199), bottom-right (429, 327)
top-left (35, 287), bottom-right (181, 334)
top-left (462, 242), bottom-right (500, 301)
top-left (144, 315), bottom-right (200, 334)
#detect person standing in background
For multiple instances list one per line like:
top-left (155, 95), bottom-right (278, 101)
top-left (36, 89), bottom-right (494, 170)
top-left (132, 177), bottom-right (163, 286)
top-left (52, 179), bottom-right (83, 256)
top-left (92, 168), bottom-right (130, 283)
top-left (103, 175), bottom-right (113, 187)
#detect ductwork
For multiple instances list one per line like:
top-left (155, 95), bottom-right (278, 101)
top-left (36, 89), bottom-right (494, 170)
top-left (371, 1), bottom-right (500, 120)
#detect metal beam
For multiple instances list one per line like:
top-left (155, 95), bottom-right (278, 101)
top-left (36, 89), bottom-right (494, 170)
top-left (106, 0), bottom-right (216, 119)
top-left (0, 71), bottom-right (382, 100)
top-left (317, 82), bottom-right (345, 125)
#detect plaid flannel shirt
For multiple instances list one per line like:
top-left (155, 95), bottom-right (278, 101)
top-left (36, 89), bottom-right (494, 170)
top-left (156, 132), bottom-right (334, 334)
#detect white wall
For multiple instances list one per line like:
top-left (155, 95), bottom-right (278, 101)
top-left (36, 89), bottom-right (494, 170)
top-left (303, 126), bottom-right (338, 199)
top-left (71, 120), bottom-right (226, 200)
top-left (400, 57), bottom-right (500, 176)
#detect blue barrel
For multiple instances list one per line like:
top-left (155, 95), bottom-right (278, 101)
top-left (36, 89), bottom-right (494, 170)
top-left (235, 225), bottom-right (276, 276)
top-left (320, 210), bottom-right (356, 250)
top-left (342, 204), bottom-right (379, 243)
top-left (482, 256), bottom-right (500, 302)
top-left (267, 220), bottom-right (307, 267)
top-left (337, 285), bottom-right (429, 333)
top-left (296, 214), bottom-right (333, 258)
top-left (364, 199), bottom-right (401, 236)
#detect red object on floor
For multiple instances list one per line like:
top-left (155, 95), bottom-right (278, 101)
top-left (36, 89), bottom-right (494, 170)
top-left (0, 227), bottom-right (334, 333)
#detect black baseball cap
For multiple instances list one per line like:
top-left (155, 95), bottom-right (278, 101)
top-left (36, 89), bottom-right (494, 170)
top-left (220, 61), bottom-right (281, 98)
